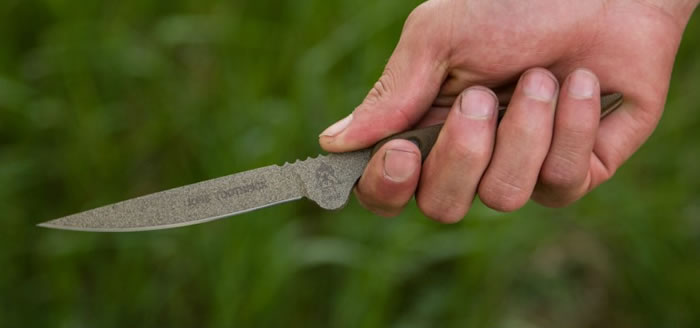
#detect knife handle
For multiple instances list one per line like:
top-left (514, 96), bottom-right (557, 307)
top-left (371, 93), bottom-right (623, 161)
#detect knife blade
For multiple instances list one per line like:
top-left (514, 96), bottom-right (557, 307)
top-left (38, 93), bottom-right (623, 232)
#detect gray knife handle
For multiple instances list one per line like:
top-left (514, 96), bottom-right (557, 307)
top-left (371, 93), bottom-right (623, 161)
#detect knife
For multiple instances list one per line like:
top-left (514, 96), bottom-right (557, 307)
top-left (38, 93), bottom-right (623, 232)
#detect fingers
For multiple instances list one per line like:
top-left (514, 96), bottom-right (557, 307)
top-left (357, 67), bottom-right (621, 219)
top-left (478, 68), bottom-right (559, 212)
top-left (319, 3), bottom-right (448, 152)
top-left (416, 87), bottom-right (498, 223)
top-left (355, 139), bottom-right (421, 217)
top-left (532, 69), bottom-right (601, 207)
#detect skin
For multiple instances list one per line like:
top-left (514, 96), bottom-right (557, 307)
top-left (319, 0), bottom-right (699, 223)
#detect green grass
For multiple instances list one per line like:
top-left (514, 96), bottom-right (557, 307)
top-left (1, 0), bottom-right (699, 327)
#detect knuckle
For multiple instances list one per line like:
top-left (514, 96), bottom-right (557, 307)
top-left (401, 2), bottom-right (446, 59)
top-left (363, 69), bottom-right (397, 107)
top-left (417, 194), bottom-right (468, 224)
top-left (448, 138), bottom-right (491, 164)
top-left (359, 68), bottom-right (413, 128)
top-left (404, 2), bottom-right (432, 29)
top-left (478, 176), bottom-right (529, 212)
top-left (562, 119), bottom-right (597, 137)
top-left (508, 121), bottom-right (541, 139)
top-left (435, 129), bottom-right (493, 166)
top-left (539, 159), bottom-right (583, 190)
top-left (479, 193), bottom-right (526, 212)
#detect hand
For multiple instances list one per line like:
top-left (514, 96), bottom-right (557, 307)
top-left (319, 0), bottom-right (698, 222)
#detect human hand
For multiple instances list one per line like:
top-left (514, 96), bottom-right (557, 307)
top-left (319, 0), bottom-right (699, 222)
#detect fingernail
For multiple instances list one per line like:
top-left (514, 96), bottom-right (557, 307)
top-left (460, 88), bottom-right (496, 119)
top-left (568, 69), bottom-right (596, 99)
top-left (523, 70), bottom-right (557, 101)
top-left (320, 114), bottom-right (353, 137)
top-left (383, 149), bottom-right (418, 182)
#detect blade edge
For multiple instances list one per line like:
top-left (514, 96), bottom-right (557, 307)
top-left (37, 196), bottom-right (302, 232)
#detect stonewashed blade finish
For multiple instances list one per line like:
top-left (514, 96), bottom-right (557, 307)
top-left (39, 150), bottom-right (370, 232)
top-left (39, 93), bottom-right (624, 232)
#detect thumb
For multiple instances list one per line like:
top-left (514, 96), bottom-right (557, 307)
top-left (319, 4), bottom-right (448, 152)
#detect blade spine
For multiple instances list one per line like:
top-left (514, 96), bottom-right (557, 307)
top-left (42, 163), bottom-right (282, 221)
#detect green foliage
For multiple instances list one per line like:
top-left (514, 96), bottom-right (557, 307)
top-left (1, 1), bottom-right (699, 327)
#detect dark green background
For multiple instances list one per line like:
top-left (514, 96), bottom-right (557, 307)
top-left (2, 0), bottom-right (699, 327)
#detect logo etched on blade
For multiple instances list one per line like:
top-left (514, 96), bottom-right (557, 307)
top-left (314, 162), bottom-right (344, 203)
top-left (315, 162), bottom-right (341, 187)
top-left (185, 180), bottom-right (268, 208)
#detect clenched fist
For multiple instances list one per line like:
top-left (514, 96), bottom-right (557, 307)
top-left (319, 0), bottom-right (698, 222)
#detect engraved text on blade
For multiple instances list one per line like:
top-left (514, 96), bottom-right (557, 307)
top-left (185, 180), bottom-right (269, 208)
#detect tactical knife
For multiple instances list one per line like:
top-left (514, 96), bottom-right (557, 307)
top-left (38, 93), bottom-right (623, 232)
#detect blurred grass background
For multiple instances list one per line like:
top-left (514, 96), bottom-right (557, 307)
top-left (1, 0), bottom-right (699, 327)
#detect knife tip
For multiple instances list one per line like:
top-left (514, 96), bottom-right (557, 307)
top-left (36, 222), bottom-right (57, 229)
